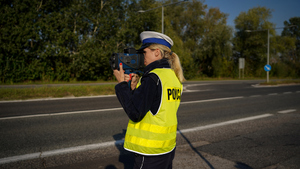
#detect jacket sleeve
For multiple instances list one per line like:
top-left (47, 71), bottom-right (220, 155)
top-left (115, 74), bottom-right (160, 122)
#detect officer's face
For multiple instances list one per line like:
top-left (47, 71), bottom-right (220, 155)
top-left (143, 48), bottom-right (162, 66)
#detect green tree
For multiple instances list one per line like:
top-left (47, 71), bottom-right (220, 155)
top-left (199, 7), bottom-right (233, 77)
top-left (0, 0), bottom-right (76, 82)
top-left (281, 17), bottom-right (300, 77)
top-left (282, 17), bottom-right (300, 54)
top-left (233, 6), bottom-right (275, 77)
top-left (270, 35), bottom-right (296, 77)
top-left (71, 0), bottom-right (127, 80)
top-left (1, 0), bottom-right (41, 82)
top-left (160, 0), bottom-right (199, 79)
top-left (174, 0), bottom-right (206, 77)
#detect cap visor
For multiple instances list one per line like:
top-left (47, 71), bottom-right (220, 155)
top-left (137, 43), bottom-right (152, 52)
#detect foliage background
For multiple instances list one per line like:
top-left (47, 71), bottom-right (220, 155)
top-left (0, 0), bottom-right (299, 83)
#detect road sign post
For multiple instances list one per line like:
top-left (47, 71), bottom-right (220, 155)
top-left (264, 65), bottom-right (271, 83)
top-left (239, 58), bottom-right (245, 79)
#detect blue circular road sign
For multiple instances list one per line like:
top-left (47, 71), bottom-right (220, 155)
top-left (264, 64), bottom-right (271, 72)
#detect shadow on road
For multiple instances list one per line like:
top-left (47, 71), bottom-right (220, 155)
top-left (235, 162), bottom-right (253, 169)
top-left (107, 129), bottom-right (216, 169)
top-left (105, 129), bottom-right (134, 169)
top-left (177, 128), bottom-right (215, 169)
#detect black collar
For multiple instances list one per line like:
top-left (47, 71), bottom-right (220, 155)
top-left (143, 59), bottom-right (170, 75)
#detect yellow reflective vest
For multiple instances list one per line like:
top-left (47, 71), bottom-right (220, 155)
top-left (124, 68), bottom-right (183, 155)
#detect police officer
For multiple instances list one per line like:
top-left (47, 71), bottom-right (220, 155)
top-left (113, 31), bottom-right (185, 169)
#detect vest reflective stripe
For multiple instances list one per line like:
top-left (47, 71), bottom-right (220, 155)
top-left (127, 121), bottom-right (177, 134)
top-left (124, 68), bottom-right (182, 155)
top-left (125, 135), bottom-right (176, 148)
top-left (124, 140), bottom-right (176, 155)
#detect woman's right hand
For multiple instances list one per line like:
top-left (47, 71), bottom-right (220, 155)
top-left (130, 73), bottom-right (139, 90)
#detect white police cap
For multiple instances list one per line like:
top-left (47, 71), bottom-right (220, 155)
top-left (138, 31), bottom-right (173, 51)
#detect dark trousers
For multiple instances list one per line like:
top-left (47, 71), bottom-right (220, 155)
top-left (133, 148), bottom-right (176, 169)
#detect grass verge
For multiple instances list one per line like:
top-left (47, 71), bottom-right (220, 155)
top-left (260, 79), bottom-right (300, 85)
top-left (0, 84), bottom-right (116, 101)
top-left (1, 79), bottom-right (299, 101)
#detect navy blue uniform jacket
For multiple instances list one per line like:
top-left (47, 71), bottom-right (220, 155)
top-left (115, 59), bottom-right (171, 122)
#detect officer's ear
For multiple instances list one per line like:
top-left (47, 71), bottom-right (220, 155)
top-left (154, 48), bottom-right (162, 58)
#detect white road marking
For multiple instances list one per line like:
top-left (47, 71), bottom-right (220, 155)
top-left (0, 113), bottom-right (274, 165)
top-left (278, 109), bottom-right (296, 114)
top-left (183, 84), bottom-right (211, 92)
top-left (0, 97), bottom-right (244, 120)
top-left (0, 95), bottom-right (116, 103)
top-left (180, 96), bottom-right (244, 105)
top-left (0, 140), bottom-right (124, 165)
top-left (268, 93), bottom-right (278, 95)
top-left (283, 92), bottom-right (292, 94)
top-left (178, 113), bottom-right (273, 133)
top-left (250, 95), bottom-right (261, 97)
top-left (0, 108), bottom-right (123, 120)
top-left (184, 89), bottom-right (211, 92)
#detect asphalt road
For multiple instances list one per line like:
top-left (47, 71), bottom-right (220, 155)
top-left (0, 80), bottom-right (299, 169)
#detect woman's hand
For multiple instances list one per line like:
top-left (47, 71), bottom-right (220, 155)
top-left (113, 63), bottom-right (140, 89)
top-left (113, 63), bottom-right (126, 83)
top-left (130, 73), bottom-right (140, 90)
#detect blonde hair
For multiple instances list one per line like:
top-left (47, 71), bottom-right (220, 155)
top-left (148, 44), bottom-right (185, 82)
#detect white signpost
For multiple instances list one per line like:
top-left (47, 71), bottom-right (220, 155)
top-left (239, 58), bottom-right (245, 79)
